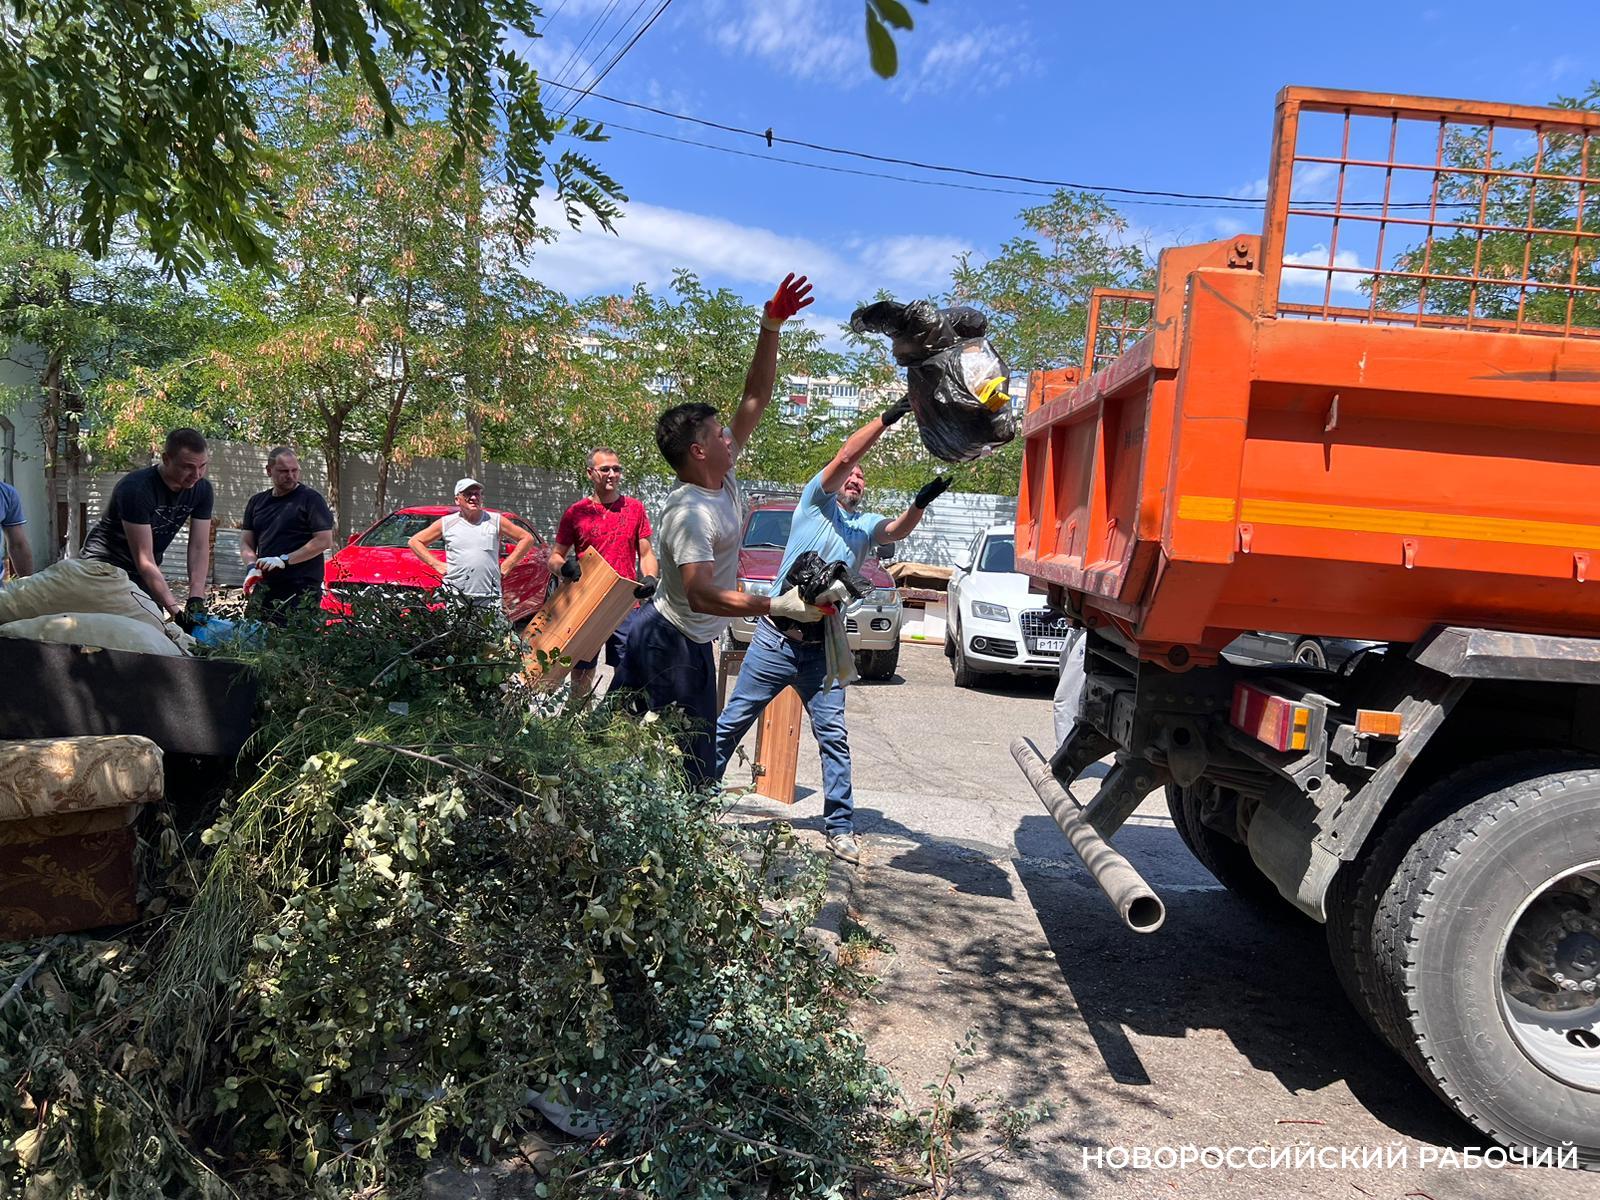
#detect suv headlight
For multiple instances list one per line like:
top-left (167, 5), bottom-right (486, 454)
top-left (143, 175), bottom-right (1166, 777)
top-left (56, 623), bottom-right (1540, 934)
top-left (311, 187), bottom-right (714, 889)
top-left (866, 587), bottom-right (898, 605)
top-left (972, 601), bottom-right (1010, 622)
top-left (738, 578), bottom-right (772, 597)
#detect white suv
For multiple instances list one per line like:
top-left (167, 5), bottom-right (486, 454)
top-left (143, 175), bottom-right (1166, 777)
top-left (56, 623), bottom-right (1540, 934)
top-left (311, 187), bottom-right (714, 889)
top-left (945, 524), bottom-right (1071, 686)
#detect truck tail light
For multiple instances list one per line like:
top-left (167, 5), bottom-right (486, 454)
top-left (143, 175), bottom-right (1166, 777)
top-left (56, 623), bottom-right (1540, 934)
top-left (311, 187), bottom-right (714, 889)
top-left (1231, 683), bottom-right (1312, 753)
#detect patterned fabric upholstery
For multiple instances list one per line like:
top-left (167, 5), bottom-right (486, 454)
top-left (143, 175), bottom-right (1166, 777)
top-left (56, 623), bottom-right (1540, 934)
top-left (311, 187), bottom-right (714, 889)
top-left (0, 735), bottom-right (163, 823)
top-left (0, 736), bottom-right (163, 939)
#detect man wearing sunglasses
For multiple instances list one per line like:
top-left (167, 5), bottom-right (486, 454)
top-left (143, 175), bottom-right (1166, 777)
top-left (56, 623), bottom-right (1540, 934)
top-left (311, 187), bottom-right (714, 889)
top-left (613, 273), bottom-right (826, 786)
top-left (548, 447), bottom-right (659, 699)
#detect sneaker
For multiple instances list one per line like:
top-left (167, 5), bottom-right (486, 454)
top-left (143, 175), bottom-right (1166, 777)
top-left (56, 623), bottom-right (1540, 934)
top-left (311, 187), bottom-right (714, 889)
top-left (826, 832), bottom-right (862, 865)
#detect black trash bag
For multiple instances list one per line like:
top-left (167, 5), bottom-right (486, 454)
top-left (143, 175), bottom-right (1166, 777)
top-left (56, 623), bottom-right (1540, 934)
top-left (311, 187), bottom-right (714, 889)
top-left (770, 551), bottom-right (869, 641)
top-left (849, 298), bottom-right (1015, 463)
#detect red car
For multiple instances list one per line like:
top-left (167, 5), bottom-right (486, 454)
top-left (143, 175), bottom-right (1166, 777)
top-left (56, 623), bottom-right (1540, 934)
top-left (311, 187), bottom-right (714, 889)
top-left (728, 495), bottom-right (905, 681)
top-left (321, 506), bottom-right (553, 625)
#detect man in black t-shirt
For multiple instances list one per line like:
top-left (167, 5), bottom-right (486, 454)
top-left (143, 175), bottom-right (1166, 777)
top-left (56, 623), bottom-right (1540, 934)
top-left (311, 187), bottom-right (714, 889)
top-left (81, 427), bottom-right (215, 621)
top-left (240, 446), bottom-right (335, 623)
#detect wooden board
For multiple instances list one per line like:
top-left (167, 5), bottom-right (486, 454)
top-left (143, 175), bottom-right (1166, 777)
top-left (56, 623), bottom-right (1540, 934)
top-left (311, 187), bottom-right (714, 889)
top-left (751, 686), bottom-right (803, 805)
top-left (888, 560), bottom-right (953, 587)
top-left (521, 547), bottom-right (637, 688)
top-left (717, 644), bottom-right (747, 709)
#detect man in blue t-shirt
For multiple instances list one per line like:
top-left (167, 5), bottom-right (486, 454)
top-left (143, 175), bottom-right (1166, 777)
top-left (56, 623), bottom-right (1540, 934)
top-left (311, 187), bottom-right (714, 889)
top-left (712, 400), bottom-right (952, 864)
top-left (0, 480), bottom-right (34, 584)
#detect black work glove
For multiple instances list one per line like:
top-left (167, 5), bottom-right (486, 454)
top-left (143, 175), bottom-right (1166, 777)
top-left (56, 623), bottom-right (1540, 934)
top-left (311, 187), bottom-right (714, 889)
top-left (632, 575), bottom-right (658, 601)
top-left (913, 474), bottom-right (953, 510)
top-left (880, 396), bottom-right (912, 427)
top-left (559, 556), bottom-right (582, 583)
top-left (176, 596), bottom-right (207, 632)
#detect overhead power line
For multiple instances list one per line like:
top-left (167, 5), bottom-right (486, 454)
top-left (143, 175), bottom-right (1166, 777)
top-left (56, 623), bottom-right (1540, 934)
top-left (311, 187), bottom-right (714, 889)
top-left (558, 0), bottom-right (676, 121)
top-left (563, 0), bottom-right (653, 102)
top-left (548, 0), bottom-right (625, 92)
top-left (588, 120), bottom-right (1301, 212)
top-left (536, 79), bottom-right (1436, 210)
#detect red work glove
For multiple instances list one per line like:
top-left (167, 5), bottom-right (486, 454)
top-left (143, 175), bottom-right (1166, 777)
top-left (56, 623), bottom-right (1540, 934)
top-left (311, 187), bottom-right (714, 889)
top-left (762, 273), bottom-right (814, 330)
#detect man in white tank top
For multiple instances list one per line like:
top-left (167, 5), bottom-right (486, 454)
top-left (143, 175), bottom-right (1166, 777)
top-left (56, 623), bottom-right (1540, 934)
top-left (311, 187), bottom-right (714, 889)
top-left (407, 478), bottom-right (536, 610)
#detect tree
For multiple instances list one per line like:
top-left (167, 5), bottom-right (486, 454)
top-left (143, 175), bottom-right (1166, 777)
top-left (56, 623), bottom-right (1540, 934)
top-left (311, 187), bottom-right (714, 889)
top-left (97, 40), bottom-right (575, 534)
top-left (501, 271), bottom-right (855, 486)
top-left (0, 0), bottom-right (620, 277)
top-left (0, 163), bottom-right (221, 557)
top-left (947, 189), bottom-right (1154, 374)
top-left (0, 0), bottom-right (931, 276)
top-left (1381, 82), bottom-right (1599, 330)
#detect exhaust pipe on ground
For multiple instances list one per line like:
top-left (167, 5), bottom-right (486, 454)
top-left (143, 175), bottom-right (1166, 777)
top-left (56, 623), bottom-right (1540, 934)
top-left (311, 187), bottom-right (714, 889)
top-left (1011, 737), bottom-right (1166, 934)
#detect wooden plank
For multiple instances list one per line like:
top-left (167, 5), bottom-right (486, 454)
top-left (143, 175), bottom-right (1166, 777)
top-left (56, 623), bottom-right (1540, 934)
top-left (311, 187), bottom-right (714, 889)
top-left (717, 644), bottom-right (746, 709)
top-left (751, 686), bottom-right (803, 805)
top-left (521, 547), bottom-right (637, 688)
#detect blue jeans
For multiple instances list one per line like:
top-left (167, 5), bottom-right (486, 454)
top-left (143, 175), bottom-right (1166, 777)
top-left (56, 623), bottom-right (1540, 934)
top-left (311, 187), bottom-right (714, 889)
top-left (613, 602), bottom-right (718, 786)
top-left (714, 621), bottom-right (854, 836)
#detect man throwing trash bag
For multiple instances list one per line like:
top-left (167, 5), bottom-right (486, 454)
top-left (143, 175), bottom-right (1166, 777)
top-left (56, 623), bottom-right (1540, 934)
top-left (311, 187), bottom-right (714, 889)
top-left (612, 273), bottom-right (829, 786)
top-left (711, 403), bottom-right (952, 865)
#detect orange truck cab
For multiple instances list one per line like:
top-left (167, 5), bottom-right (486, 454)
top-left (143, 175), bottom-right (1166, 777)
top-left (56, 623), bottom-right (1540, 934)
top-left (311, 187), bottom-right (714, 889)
top-left (1011, 87), bottom-right (1600, 1165)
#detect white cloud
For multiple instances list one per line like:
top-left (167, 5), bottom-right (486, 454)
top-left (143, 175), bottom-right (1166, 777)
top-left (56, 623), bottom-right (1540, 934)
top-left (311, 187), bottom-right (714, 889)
top-left (527, 199), bottom-right (971, 304)
top-left (1282, 245), bottom-right (1368, 298)
top-left (703, 0), bottom-right (1033, 97)
top-left (891, 28), bottom-right (1027, 100)
top-left (707, 0), bottom-right (860, 85)
top-left (855, 235), bottom-right (973, 291)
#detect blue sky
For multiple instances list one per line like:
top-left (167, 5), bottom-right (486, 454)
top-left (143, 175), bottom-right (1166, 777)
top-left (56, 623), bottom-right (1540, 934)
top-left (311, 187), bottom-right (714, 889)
top-left (517, 0), bottom-right (1594, 340)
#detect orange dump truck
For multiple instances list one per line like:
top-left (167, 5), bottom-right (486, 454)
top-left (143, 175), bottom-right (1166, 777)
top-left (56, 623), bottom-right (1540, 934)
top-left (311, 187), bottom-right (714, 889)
top-left (1010, 88), bottom-right (1599, 1163)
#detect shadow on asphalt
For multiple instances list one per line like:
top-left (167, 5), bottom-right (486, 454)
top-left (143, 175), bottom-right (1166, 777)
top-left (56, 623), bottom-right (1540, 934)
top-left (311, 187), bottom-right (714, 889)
top-left (1002, 817), bottom-right (1484, 1150)
top-left (847, 811), bottom-right (1481, 1189)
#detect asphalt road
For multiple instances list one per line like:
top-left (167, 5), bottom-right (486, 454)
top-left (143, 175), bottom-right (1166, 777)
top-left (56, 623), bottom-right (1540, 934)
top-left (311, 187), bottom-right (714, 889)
top-left (718, 643), bottom-right (1597, 1199)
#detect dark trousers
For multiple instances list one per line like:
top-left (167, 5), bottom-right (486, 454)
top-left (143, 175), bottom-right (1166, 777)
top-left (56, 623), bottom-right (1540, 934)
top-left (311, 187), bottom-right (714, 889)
top-left (612, 603), bottom-right (717, 786)
top-left (252, 576), bottom-right (322, 626)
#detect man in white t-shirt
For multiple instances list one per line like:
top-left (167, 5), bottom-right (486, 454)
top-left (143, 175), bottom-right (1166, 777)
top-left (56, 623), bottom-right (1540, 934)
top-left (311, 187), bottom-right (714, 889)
top-left (613, 273), bottom-right (826, 785)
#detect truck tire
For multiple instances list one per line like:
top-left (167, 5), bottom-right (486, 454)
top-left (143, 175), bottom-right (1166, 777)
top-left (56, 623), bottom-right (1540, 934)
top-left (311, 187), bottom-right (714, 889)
top-left (1368, 757), bottom-right (1600, 1164)
top-left (1164, 783), bottom-right (1288, 913)
top-left (950, 621), bottom-right (980, 690)
top-left (855, 645), bottom-right (900, 681)
top-left (1323, 760), bottom-right (1501, 1053)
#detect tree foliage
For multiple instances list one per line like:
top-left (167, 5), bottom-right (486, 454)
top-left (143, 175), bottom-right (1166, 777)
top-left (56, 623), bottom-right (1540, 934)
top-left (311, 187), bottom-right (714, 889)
top-left (94, 41), bottom-right (586, 531)
top-left (1, 598), bottom-right (914, 1197)
top-left (1381, 81), bottom-right (1599, 330)
top-left (948, 189), bottom-right (1154, 374)
top-left (0, 0), bottom-right (934, 277)
top-left (0, 0), bottom-right (621, 277)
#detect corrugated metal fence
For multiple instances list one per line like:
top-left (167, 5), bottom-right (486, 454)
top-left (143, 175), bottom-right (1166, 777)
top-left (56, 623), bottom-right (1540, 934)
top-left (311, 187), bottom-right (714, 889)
top-left (67, 441), bottom-right (1018, 584)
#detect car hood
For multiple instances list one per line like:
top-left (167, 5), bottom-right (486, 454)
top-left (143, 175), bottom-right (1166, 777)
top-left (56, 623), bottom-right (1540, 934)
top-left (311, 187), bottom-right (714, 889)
top-left (737, 546), bottom-right (892, 588)
top-left (326, 545), bottom-right (439, 588)
top-left (959, 570), bottom-right (1047, 608)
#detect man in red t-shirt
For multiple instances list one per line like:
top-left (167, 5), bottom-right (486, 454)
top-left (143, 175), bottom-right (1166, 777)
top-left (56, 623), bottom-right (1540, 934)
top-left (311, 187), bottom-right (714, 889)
top-left (549, 446), bottom-right (660, 698)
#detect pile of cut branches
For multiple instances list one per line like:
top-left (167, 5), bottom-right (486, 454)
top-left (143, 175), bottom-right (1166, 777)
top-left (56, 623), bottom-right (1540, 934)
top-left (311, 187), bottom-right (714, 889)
top-left (1, 596), bottom-right (921, 1197)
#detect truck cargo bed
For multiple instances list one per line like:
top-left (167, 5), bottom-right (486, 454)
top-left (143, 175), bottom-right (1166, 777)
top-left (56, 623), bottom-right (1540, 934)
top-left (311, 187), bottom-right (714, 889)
top-left (1018, 87), bottom-right (1600, 664)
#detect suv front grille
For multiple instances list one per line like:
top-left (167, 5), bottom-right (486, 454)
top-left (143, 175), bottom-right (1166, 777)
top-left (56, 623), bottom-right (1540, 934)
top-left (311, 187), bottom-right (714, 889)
top-left (1020, 609), bottom-right (1072, 654)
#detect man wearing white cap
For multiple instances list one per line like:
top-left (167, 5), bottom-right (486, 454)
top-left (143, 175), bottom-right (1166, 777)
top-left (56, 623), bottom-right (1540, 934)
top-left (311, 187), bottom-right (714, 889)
top-left (407, 477), bottom-right (536, 612)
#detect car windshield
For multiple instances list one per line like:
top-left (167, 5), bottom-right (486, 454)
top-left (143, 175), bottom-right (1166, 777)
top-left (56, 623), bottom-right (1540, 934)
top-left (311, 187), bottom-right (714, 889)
top-left (977, 535), bottom-right (1015, 573)
top-left (743, 510), bottom-right (793, 548)
top-left (359, 513), bottom-right (440, 548)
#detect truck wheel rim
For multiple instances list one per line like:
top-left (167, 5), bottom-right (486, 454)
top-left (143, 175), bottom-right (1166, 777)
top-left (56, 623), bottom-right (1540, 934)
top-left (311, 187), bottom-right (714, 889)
top-left (1498, 862), bottom-right (1600, 1092)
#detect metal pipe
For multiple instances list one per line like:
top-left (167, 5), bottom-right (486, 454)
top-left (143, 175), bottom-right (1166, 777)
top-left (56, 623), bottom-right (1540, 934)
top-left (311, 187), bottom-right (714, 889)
top-left (1012, 737), bottom-right (1166, 934)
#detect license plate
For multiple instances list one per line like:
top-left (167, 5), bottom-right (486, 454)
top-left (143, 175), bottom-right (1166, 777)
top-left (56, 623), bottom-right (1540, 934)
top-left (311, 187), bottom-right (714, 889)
top-left (1035, 637), bottom-right (1066, 653)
